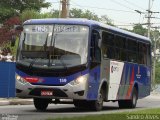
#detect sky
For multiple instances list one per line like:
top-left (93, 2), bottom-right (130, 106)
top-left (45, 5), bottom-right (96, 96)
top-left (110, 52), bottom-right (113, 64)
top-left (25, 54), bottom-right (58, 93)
top-left (43, 0), bottom-right (160, 29)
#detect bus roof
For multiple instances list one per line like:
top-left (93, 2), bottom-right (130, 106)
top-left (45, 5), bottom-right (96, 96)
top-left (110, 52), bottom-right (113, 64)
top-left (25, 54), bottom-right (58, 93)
top-left (24, 18), bottom-right (151, 42)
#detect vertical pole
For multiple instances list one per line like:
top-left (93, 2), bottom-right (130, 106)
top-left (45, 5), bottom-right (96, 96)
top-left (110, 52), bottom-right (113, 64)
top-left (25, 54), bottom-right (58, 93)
top-left (61, 0), bottom-right (67, 18)
top-left (153, 30), bottom-right (156, 88)
top-left (147, 0), bottom-right (154, 90)
top-left (59, 0), bottom-right (62, 18)
top-left (66, 0), bottom-right (70, 18)
top-left (147, 0), bottom-right (151, 38)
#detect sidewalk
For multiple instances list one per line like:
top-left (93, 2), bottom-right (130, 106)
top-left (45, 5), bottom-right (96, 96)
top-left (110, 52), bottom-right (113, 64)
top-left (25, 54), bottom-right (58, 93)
top-left (0, 98), bottom-right (33, 106)
top-left (145, 92), bottom-right (160, 100)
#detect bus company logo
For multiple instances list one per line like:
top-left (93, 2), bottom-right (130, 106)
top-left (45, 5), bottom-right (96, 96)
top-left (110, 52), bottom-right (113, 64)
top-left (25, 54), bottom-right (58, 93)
top-left (136, 66), bottom-right (141, 79)
top-left (111, 66), bottom-right (119, 73)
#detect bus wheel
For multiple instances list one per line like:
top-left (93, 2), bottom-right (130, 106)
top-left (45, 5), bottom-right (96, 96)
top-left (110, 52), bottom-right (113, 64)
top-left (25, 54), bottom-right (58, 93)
top-left (90, 89), bottom-right (104, 111)
top-left (34, 98), bottom-right (50, 111)
top-left (73, 100), bottom-right (86, 109)
top-left (118, 87), bottom-right (138, 108)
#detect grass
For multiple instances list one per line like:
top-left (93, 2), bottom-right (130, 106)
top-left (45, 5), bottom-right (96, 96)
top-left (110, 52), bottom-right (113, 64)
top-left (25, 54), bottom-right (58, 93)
top-left (128, 108), bottom-right (160, 114)
top-left (46, 108), bottom-right (160, 120)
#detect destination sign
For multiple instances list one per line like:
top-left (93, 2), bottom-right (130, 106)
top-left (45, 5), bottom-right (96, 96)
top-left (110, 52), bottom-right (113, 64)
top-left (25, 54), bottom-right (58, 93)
top-left (32, 26), bottom-right (49, 32)
top-left (54, 25), bottom-right (79, 33)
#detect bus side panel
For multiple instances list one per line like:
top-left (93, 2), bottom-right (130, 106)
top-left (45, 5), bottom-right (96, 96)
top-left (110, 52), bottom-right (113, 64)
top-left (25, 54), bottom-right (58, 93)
top-left (117, 63), bottom-right (136, 100)
top-left (87, 66), bottom-right (100, 100)
top-left (135, 65), bottom-right (151, 98)
top-left (108, 61), bottom-right (124, 100)
top-left (117, 63), bottom-right (151, 100)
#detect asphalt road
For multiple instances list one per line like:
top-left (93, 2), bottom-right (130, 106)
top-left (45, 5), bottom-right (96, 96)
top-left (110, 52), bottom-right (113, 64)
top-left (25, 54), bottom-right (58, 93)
top-left (0, 96), bottom-right (160, 120)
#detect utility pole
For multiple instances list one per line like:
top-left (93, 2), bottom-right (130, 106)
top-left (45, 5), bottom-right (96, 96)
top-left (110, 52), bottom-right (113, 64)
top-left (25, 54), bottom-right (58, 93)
top-left (147, 0), bottom-right (151, 38)
top-left (59, 0), bottom-right (61, 18)
top-left (61, 0), bottom-right (67, 18)
top-left (60, 0), bottom-right (70, 18)
top-left (66, 0), bottom-right (70, 18)
top-left (146, 0), bottom-right (160, 89)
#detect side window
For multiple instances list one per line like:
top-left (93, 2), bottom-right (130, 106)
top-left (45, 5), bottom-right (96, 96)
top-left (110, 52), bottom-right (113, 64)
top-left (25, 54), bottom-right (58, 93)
top-left (127, 39), bottom-right (138, 63)
top-left (147, 44), bottom-right (151, 66)
top-left (115, 35), bottom-right (127, 61)
top-left (138, 42), bottom-right (147, 65)
top-left (91, 30), bottom-right (101, 62)
top-left (102, 31), bottom-right (115, 46)
top-left (102, 31), bottom-right (115, 59)
top-left (115, 35), bottom-right (126, 48)
top-left (128, 39), bottom-right (137, 51)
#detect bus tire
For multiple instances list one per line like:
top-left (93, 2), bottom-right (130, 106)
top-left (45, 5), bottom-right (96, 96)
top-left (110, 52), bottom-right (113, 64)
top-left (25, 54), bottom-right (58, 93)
top-left (73, 100), bottom-right (86, 109)
top-left (33, 98), bottom-right (49, 111)
top-left (118, 87), bottom-right (138, 108)
top-left (90, 89), bottom-right (104, 111)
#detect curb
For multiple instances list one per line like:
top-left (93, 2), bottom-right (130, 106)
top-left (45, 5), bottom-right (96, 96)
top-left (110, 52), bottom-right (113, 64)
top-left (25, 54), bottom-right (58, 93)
top-left (9, 99), bottom-right (33, 105)
top-left (0, 99), bottom-right (33, 106)
top-left (0, 101), bottom-right (10, 106)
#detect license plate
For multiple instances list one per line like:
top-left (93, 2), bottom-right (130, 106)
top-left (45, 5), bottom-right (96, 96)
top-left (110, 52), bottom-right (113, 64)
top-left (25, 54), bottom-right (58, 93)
top-left (41, 91), bottom-right (53, 96)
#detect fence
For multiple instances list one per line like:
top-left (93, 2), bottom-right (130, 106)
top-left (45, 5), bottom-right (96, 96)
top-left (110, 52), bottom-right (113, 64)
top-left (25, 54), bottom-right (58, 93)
top-left (0, 62), bottom-right (15, 98)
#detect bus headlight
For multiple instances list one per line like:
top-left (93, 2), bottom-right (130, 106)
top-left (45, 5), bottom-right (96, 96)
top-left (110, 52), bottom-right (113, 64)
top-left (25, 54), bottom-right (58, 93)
top-left (16, 74), bottom-right (27, 84)
top-left (70, 74), bottom-right (88, 85)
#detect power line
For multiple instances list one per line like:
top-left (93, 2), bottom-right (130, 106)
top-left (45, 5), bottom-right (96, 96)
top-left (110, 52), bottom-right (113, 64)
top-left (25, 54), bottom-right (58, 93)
top-left (115, 24), bottom-right (133, 27)
top-left (70, 1), bottom-right (137, 14)
top-left (109, 0), bottom-right (135, 11)
top-left (123, 0), bottom-right (146, 11)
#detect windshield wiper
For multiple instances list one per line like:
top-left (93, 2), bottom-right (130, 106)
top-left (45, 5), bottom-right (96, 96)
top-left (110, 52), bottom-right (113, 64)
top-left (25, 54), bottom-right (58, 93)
top-left (29, 58), bottom-right (38, 69)
top-left (29, 33), bottom-right (49, 69)
top-left (44, 33), bottom-right (49, 51)
top-left (48, 26), bottom-right (76, 69)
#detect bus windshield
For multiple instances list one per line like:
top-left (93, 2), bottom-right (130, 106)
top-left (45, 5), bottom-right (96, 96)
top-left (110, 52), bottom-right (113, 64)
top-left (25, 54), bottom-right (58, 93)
top-left (17, 24), bottom-right (89, 69)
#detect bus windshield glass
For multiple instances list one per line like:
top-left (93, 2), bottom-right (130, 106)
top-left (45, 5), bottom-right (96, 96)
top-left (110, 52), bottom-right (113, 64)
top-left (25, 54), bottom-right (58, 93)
top-left (17, 24), bottom-right (89, 69)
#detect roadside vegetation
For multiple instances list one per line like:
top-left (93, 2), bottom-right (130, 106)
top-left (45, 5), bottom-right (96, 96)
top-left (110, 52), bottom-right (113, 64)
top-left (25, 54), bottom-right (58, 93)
top-left (47, 108), bottom-right (160, 120)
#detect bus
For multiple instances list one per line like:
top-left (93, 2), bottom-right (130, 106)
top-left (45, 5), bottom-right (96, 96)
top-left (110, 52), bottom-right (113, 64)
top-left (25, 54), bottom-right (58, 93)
top-left (16, 18), bottom-right (151, 111)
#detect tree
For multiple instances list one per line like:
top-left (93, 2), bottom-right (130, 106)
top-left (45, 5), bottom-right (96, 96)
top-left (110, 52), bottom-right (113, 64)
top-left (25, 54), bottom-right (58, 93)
top-left (70, 8), bottom-right (115, 25)
top-left (132, 24), bottom-right (147, 36)
top-left (70, 8), bottom-right (83, 18)
top-left (70, 8), bottom-right (99, 21)
top-left (0, 0), bottom-right (51, 23)
top-left (100, 15), bottom-right (114, 26)
top-left (20, 9), bottom-right (60, 22)
top-left (41, 10), bottom-right (60, 18)
top-left (20, 9), bottom-right (42, 22)
top-left (0, 16), bottom-right (21, 57)
top-left (155, 62), bottom-right (160, 84)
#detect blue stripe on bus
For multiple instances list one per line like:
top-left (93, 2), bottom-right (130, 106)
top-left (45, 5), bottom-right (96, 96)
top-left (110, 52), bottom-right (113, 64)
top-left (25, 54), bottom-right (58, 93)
top-left (87, 66), bottom-right (101, 100)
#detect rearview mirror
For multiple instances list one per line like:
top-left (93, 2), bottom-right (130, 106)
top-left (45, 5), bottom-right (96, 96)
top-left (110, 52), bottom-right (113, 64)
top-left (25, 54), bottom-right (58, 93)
top-left (15, 25), bottom-right (23, 31)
